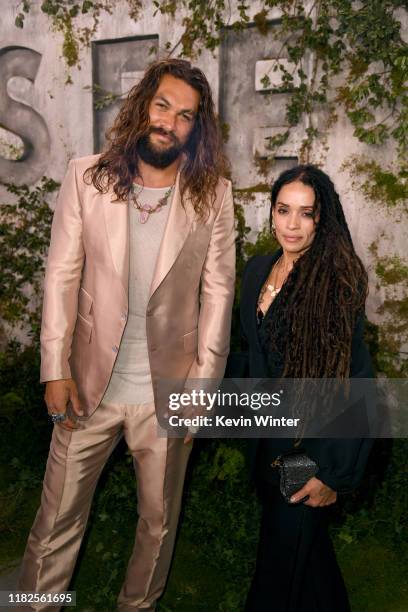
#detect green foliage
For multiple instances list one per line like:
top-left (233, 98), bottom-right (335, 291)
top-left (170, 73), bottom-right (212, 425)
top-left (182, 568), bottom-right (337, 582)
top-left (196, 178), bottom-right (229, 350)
top-left (155, 0), bottom-right (406, 158)
top-left (154, 0), bottom-right (240, 57)
top-left (366, 242), bottom-right (408, 377)
top-left (15, 1), bottom-right (142, 69)
top-left (14, 0), bottom-right (31, 29)
top-left (275, 0), bottom-right (407, 157)
top-left (339, 157), bottom-right (408, 377)
top-left (127, 0), bottom-right (143, 20)
top-left (366, 318), bottom-right (408, 379)
top-left (83, 83), bottom-right (123, 110)
top-left (343, 155), bottom-right (408, 378)
top-left (344, 157), bottom-right (408, 212)
top-left (182, 441), bottom-right (260, 610)
top-left (375, 255), bottom-right (408, 285)
top-left (0, 344), bottom-right (45, 430)
top-left (244, 225), bottom-right (278, 260)
top-left (0, 178), bottom-right (58, 342)
top-left (264, 130), bottom-right (290, 154)
top-left (38, 1), bottom-right (113, 68)
top-left (334, 440), bottom-right (408, 556)
top-left (0, 342), bottom-right (52, 531)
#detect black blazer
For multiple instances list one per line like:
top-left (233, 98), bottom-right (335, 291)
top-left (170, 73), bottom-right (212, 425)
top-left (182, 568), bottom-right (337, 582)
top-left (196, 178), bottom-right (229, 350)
top-left (233, 251), bottom-right (375, 493)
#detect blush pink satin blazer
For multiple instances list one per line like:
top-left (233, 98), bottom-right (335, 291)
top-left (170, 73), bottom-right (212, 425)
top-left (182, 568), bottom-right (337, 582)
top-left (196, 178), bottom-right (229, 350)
top-left (40, 155), bottom-right (236, 416)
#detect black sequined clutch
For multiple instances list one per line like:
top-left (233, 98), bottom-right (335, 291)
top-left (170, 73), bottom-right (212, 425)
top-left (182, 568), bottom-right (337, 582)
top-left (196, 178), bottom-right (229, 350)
top-left (271, 450), bottom-right (318, 504)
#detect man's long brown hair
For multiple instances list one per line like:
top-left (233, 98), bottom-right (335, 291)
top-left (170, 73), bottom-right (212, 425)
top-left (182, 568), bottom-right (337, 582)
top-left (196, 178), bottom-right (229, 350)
top-left (84, 59), bottom-right (228, 217)
top-left (260, 165), bottom-right (368, 379)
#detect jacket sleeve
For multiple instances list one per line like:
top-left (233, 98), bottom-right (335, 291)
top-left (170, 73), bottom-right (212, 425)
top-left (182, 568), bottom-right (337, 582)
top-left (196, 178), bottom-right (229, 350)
top-left (40, 159), bottom-right (85, 382)
top-left (311, 314), bottom-right (376, 492)
top-left (225, 258), bottom-right (252, 378)
top-left (184, 181), bottom-right (236, 387)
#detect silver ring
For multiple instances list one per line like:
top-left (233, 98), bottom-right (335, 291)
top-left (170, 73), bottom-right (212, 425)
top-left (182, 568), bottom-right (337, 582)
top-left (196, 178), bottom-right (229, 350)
top-left (50, 412), bottom-right (67, 423)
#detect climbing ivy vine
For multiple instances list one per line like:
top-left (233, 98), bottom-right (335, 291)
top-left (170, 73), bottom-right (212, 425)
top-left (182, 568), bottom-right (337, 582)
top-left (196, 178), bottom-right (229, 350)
top-left (0, 178), bottom-right (58, 343)
top-left (15, 1), bottom-right (142, 71)
top-left (343, 156), bottom-right (407, 213)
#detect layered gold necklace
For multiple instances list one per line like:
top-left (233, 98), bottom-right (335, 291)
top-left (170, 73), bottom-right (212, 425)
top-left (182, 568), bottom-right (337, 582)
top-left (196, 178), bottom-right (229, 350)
top-left (258, 256), bottom-right (291, 312)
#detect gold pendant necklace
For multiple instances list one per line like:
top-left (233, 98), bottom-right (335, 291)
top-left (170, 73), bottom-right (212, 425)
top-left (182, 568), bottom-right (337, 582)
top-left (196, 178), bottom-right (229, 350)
top-left (265, 283), bottom-right (281, 298)
top-left (257, 256), bottom-right (283, 310)
top-left (266, 255), bottom-right (283, 297)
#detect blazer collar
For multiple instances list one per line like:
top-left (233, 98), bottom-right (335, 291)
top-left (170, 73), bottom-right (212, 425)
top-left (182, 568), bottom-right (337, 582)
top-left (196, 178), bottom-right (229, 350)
top-left (103, 187), bottom-right (129, 301)
top-left (103, 169), bottom-right (195, 301)
top-left (149, 169), bottom-right (195, 298)
top-left (252, 249), bottom-right (282, 286)
top-left (248, 249), bottom-right (283, 350)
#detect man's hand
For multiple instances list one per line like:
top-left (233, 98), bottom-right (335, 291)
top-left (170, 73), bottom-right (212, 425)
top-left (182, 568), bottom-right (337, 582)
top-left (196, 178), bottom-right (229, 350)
top-left (182, 400), bottom-right (203, 445)
top-left (44, 378), bottom-right (83, 431)
top-left (290, 476), bottom-right (337, 507)
top-left (181, 393), bottom-right (213, 445)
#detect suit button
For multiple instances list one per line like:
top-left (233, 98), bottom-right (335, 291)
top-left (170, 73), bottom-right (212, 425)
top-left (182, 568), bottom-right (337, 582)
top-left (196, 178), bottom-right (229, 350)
top-left (121, 313), bottom-right (127, 321)
top-left (112, 345), bottom-right (119, 353)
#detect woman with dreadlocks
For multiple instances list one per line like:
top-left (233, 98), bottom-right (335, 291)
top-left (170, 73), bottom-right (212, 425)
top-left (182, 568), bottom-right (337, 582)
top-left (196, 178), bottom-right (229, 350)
top-left (240, 165), bottom-right (374, 611)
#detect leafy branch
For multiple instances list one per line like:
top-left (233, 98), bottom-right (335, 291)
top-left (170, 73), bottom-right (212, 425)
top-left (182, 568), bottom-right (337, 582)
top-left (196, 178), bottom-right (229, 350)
top-left (15, 1), bottom-right (142, 69)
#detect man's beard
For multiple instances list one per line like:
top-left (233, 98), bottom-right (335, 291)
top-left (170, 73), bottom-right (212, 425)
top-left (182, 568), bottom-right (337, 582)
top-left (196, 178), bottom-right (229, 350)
top-left (136, 127), bottom-right (184, 169)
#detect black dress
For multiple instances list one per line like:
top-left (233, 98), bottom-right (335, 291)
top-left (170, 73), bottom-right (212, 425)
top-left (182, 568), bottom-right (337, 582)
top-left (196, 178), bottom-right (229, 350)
top-left (236, 251), bottom-right (375, 612)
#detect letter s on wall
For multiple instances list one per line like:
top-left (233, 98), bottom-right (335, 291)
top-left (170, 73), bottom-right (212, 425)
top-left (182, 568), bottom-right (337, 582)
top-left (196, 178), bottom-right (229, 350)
top-left (0, 46), bottom-right (50, 185)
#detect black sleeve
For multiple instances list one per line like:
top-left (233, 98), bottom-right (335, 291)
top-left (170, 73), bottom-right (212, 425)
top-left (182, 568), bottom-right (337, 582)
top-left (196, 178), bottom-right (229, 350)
top-left (224, 258), bottom-right (254, 379)
top-left (350, 314), bottom-right (375, 378)
top-left (309, 314), bottom-right (375, 492)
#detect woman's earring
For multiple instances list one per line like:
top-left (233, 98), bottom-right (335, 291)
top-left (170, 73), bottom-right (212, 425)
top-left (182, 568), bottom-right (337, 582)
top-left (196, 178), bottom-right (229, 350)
top-left (271, 218), bottom-right (276, 236)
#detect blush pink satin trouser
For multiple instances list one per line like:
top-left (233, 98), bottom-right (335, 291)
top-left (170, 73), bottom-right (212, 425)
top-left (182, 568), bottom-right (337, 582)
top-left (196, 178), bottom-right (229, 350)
top-left (17, 401), bottom-right (192, 611)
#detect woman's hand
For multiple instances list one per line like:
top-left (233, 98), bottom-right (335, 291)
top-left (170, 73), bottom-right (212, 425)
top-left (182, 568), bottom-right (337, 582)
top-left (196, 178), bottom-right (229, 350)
top-left (290, 477), bottom-right (337, 507)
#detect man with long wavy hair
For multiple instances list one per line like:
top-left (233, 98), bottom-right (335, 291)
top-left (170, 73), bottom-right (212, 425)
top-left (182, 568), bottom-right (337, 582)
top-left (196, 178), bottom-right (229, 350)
top-left (18, 59), bottom-right (235, 611)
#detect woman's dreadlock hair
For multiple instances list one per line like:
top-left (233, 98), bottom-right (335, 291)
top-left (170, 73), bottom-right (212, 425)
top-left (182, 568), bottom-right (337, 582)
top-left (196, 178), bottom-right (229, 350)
top-left (261, 164), bottom-right (368, 379)
top-left (84, 58), bottom-right (228, 219)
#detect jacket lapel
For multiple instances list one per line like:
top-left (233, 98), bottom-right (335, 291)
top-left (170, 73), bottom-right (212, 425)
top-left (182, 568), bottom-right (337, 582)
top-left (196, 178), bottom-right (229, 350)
top-left (149, 170), bottom-right (195, 299)
top-left (103, 187), bottom-right (129, 300)
top-left (249, 250), bottom-right (282, 351)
